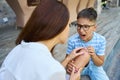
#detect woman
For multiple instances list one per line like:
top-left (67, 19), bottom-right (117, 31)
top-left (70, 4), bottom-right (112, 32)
top-left (0, 0), bottom-right (83, 80)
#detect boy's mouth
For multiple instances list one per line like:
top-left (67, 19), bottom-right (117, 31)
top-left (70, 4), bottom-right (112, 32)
top-left (81, 34), bottom-right (86, 37)
top-left (80, 34), bottom-right (87, 40)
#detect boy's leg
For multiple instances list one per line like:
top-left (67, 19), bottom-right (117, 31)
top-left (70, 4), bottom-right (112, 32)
top-left (89, 67), bottom-right (109, 80)
top-left (81, 67), bottom-right (89, 75)
top-left (73, 49), bottom-right (90, 69)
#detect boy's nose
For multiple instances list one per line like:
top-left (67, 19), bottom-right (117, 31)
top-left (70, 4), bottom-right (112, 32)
top-left (79, 27), bottom-right (85, 33)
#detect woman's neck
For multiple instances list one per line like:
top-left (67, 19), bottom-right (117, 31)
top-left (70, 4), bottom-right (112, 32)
top-left (39, 38), bottom-right (59, 51)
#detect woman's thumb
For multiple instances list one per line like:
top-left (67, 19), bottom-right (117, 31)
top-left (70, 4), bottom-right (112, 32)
top-left (71, 67), bottom-right (75, 75)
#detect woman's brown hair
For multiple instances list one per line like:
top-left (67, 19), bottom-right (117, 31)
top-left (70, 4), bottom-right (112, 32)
top-left (16, 0), bottom-right (69, 45)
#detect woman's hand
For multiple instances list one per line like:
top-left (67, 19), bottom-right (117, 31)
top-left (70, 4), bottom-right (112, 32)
top-left (61, 47), bottom-right (84, 68)
top-left (70, 67), bottom-right (81, 80)
top-left (67, 47), bottom-right (84, 61)
top-left (67, 60), bottom-right (78, 74)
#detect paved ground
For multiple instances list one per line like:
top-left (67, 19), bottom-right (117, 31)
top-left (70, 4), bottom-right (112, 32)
top-left (0, 0), bottom-right (120, 80)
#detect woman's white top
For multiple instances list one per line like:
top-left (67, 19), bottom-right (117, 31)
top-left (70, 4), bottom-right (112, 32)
top-left (0, 41), bottom-right (66, 80)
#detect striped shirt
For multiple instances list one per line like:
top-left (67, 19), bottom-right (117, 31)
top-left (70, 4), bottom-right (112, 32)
top-left (66, 32), bottom-right (106, 56)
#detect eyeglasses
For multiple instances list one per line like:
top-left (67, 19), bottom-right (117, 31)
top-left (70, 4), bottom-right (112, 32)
top-left (77, 24), bottom-right (95, 31)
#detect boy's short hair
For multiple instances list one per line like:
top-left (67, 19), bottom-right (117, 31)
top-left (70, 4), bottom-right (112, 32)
top-left (77, 7), bottom-right (97, 21)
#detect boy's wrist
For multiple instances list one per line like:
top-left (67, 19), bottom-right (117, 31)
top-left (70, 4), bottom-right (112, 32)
top-left (91, 54), bottom-right (96, 59)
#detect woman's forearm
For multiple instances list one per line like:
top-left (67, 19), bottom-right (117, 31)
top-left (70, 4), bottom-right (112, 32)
top-left (61, 56), bottom-right (71, 68)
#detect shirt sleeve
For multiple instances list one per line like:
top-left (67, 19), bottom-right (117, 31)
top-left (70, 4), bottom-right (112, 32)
top-left (97, 37), bottom-right (106, 55)
top-left (66, 38), bottom-right (75, 54)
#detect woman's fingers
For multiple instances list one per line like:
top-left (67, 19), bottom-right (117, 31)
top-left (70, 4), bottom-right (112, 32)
top-left (70, 67), bottom-right (81, 80)
top-left (71, 67), bottom-right (75, 74)
top-left (74, 47), bottom-right (84, 53)
top-left (67, 61), bottom-right (74, 74)
top-left (68, 47), bottom-right (84, 60)
top-left (67, 68), bottom-right (72, 74)
top-left (67, 61), bottom-right (80, 74)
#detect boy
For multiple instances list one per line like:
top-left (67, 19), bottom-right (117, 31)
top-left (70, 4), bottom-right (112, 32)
top-left (66, 8), bottom-right (109, 80)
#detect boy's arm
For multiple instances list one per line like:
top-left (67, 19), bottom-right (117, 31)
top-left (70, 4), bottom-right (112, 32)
top-left (87, 38), bottom-right (106, 66)
top-left (93, 55), bottom-right (104, 66)
top-left (89, 49), bottom-right (105, 66)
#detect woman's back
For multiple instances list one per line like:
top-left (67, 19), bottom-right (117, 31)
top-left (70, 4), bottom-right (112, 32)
top-left (0, 42), bottom-right (66, 80)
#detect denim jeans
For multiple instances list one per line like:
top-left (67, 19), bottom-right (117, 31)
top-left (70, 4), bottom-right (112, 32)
top-left (81, 61), bottom-right (109, 80)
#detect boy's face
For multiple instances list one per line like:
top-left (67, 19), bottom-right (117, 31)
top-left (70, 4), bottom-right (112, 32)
top-left (77, 18), bottom-right (96, 42)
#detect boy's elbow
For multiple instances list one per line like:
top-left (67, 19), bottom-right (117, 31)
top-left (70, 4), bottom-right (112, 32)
top-left (96, 61), bottom-right (104, 66)
top-left (96, 63), bottom-right (103, 66)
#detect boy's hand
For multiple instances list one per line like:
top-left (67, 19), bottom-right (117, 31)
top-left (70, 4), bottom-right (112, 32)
top-left (87, 46), bottom-right (96, 57)
top-left (87, 46), bottom-right (104, 66)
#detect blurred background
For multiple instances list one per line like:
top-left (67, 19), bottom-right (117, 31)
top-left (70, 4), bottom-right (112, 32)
top-left (0, 0), bottom-right (120, 80)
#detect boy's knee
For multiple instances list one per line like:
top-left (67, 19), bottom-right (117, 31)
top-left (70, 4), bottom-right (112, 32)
top-left (73, 49), bottom-right (90, 68)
